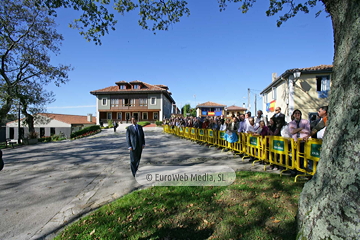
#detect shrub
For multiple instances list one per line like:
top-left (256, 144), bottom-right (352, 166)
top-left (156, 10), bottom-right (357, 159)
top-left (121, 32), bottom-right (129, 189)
top-left (71, 125), bottom-right (101, 138)
top-left (38, 136), bottom-right (51, 142)
top-left (107, 120), bottom-right (114, 128)
top-left (155, 121), bottom-right (162, 126)
top-left (137, 121), bottom-right (150, 127)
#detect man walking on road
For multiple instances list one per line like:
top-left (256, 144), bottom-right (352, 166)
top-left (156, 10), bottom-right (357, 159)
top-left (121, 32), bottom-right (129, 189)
top-left (126, 117), bottom-right (145, 177)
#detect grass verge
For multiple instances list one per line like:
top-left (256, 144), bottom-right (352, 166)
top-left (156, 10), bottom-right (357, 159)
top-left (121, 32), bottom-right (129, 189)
top-left (55, 171), bottom-right (304, 240)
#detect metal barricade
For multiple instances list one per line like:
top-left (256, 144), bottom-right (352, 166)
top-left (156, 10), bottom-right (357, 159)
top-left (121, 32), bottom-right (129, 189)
top-left (217, 131), bottom-right (227, 149)
top-left (233, 133), bottom-right (246, 156)
top-left (294, 138), bottom-right (322, 182)
top-left (241, 134), bottom-right (264, 163)
top-left (184, 127), bottom-right (190, 139)
top-left (197, 128), bottom-right (207, 144)
top-left (268, 136), bottom-right (294, 175)
top-left (190, 127), bottom-right (197, 141)
top-left (178, 126), bottom-right (184, 138)
top-left (206, 129), bottom-right (217, 147)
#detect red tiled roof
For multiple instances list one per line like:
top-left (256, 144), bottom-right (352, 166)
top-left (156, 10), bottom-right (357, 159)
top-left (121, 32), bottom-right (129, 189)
top-left (285, 64), bottom-right (333, 74)
top-left (154, 84), bottom-right (169, 89)
top-left (196, 101), bottom-right (226, 107)
top-left (91, 81), bottom-right (166, 93)
top-left (39, 113), bottom-right (97, 124)
top-left (226, 105), bottom-right (247, 111)
top-left (261, 64), bottom-right (333, 94)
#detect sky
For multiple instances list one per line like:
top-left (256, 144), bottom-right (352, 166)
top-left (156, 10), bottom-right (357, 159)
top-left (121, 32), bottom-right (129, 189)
top-left (45, 1), bottom-right (334, 116)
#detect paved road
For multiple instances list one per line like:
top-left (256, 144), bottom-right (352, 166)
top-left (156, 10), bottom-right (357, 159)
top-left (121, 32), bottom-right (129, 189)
top-left (0, 126), bottom-right (266, 240)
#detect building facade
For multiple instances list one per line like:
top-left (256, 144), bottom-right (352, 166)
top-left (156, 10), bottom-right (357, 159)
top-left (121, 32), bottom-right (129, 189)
top-left (196, 101), bottom-right (226, 118)
top-left (225, 105), bottom-right (247, 117)
top-left (260, 65), bottom-right (333, 122)
top-left (90, 81), bottom-right (175, 124)
top-left (6, 113), bottom-right (96, 140)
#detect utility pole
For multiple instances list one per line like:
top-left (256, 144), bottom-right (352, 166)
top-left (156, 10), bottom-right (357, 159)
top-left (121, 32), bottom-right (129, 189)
top-left (248, 88), bottom-right (251, 114)
top-left (254, 94), bottom-right (257, 114)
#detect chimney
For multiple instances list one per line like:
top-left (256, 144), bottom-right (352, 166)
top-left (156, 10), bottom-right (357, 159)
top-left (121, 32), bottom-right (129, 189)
top-left (87, 113), bottom-right (93, 122)
top-left (272, 73), bottom-right (277, 82)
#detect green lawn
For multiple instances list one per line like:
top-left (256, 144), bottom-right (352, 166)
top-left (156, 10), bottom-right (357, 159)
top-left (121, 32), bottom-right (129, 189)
top-left (55, 171), bottom-right (304, 240)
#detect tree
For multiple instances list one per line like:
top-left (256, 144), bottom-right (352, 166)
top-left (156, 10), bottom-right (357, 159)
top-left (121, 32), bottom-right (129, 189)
top-left (33, 0), bottom-right (360, 238)
top-left (182, 103), bottom-right (191, 117)
top-left (0, 0), bottom-right (72, 134)
top-left (189, 108), bottom-right (196, 117)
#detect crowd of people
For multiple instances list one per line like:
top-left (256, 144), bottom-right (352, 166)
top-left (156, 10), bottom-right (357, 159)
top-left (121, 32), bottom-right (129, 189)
top-left (163, 106), bottom-right (328, 141)
top-left (164, 106), bottom-right (328, 172)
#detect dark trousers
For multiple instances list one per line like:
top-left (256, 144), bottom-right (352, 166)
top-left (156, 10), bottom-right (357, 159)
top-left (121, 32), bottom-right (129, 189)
top-left (130, 149), bottom-right (142, 177)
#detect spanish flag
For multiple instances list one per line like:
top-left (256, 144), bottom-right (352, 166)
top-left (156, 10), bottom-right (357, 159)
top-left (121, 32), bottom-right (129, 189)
top-left (269, 100), bottom-right (276, 112)
top-left (208, 112), bottom-right (215, 116)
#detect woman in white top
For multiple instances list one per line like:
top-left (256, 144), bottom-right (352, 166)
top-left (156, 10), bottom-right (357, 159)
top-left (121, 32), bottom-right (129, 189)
top-left (219, 119), bottom-right (227, 131)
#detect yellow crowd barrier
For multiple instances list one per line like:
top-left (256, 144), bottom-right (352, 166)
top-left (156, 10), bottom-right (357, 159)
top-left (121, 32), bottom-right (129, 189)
top-left (162, 125), bottom-right (322, 181)
top-left (197, 128), bottom-right (207, 144)
top-left (267, 136), bottom-right (295, 175)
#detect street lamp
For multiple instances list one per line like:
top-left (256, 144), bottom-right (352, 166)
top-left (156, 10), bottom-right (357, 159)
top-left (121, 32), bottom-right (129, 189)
top-left (16, 104), bottom-right (21, 144)
top-left (293, 70), bottom-right (301, 85)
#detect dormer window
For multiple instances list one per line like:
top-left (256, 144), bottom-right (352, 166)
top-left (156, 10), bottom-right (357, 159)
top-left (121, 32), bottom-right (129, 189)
top-left (134, 84), bottom-right (140, 89)
top-left (120, 85), bottom-right (126, 90)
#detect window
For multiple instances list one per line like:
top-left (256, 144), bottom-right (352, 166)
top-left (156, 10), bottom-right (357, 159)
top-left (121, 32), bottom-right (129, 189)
top-left (316, 76), bottom-right (330, 91)
top-left (40, 128), bottom-right (45, 138)
top-left (123, 99), bottom-right (135, 106)
top-left (120, 85), bottom-right (126, 89)
top-left (10, 127), bottom-right (14, 139)
top-left (142, 112), bottom-right (148, 120)
top-left (102, 98), bottom-right (107, 106)
top-left (123, 99), bottom-right (130, 106)
top-left (130, 99), bottom-right (135, 106)
top-left (50, 128), bottom-right (55, 136)
top-left (134, 84), bottom-right (140, 89)
top-left (215, 108), bottom-right (220, 112)
top-left (150, 97), bottom-right (156, 105)
top-left (117, 112), bottom-right (122, 120)
top-left (107, 112), bottom-right (112, 119)
top-left (139, 98), bottom-right (148, 106)
top-left (154, 112), bottom-right (158, 120)
top-left (111, 99), bottom-right (119, 107)
top-left (272, 87), bottom-right (277, 100)
top-left (125, 112), bottom-right (131, 120)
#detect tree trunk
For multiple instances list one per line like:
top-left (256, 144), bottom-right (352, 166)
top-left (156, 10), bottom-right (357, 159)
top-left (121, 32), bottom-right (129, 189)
top-left (0, 96), bottom-right (12, 124)
top-left (297, 0), bottom-right (360, 239)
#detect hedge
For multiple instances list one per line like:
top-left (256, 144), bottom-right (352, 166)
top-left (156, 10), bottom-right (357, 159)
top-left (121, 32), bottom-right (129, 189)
top-left (71, 125), bottom-right (101, 138)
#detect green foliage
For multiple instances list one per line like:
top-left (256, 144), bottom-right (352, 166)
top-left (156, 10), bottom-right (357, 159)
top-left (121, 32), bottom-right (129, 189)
top-left (107, 119), bottom-right (114, 128)
top-left (38, 0), bottom-right (190, 45)
top-left (71, 125), bottom-right (101, 138)
top-left (51, 134), bottom-right (61, 141)
top-left (137, 121), bottom-right (150, 126)
top-left (155, 120), bottom-right (163, 126)
top-left (37, 0), bottom-right (322, 45)
top-left (38, 136), bottom-right (52, 142)
top-left (55, 171), bottom-right (304, 239)
top-left (183, 103), bottom-right (191, 117)
top-left (0, 0), bottom-right (72, 122)
top-left (189, 108), bottom-right (196, 117)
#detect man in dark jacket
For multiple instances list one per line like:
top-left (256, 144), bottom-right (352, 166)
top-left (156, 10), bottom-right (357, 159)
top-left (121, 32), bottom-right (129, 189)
top-left (272, 107), bottom-right (286, 136)
top-left (126, 117), bottom-right (145, 177)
